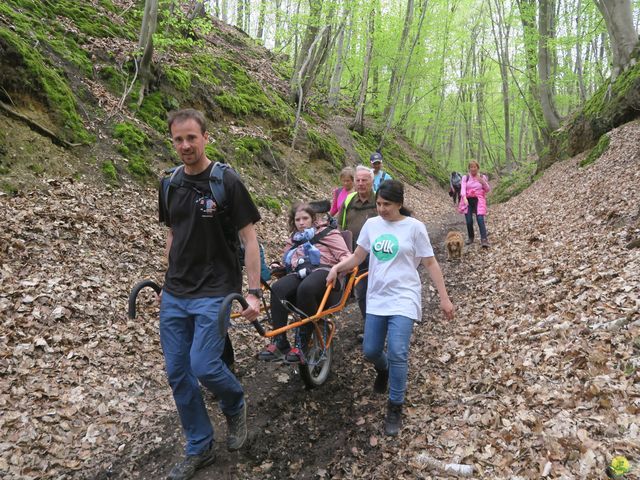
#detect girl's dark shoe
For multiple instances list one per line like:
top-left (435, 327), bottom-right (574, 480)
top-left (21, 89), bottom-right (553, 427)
top-left (258, 343), bottom-right (289, 362)
top-left (284, 347), bottom-right (306, 364)
top-left (384, 402), bottom-right (403, 436)
top-left (481, 238), bottom-right (489, 248)
top-left (373, 368), bottom-right (388, 394)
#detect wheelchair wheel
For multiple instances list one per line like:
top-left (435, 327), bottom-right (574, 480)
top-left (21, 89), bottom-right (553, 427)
top-left (299, 321), bottom-right (333, 389)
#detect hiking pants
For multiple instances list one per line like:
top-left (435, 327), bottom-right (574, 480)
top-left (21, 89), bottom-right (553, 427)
top-left (362, 314), bottom-right (414, 404)
top-left (269, 270), bottom-right (340, 349)
top-left (465, 197), bottom-right (487, 241)
top-left (160, 291), bottom-right (244, 456)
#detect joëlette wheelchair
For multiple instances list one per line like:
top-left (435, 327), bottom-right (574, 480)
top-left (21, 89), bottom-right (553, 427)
top-left (128, 202), bottom-right (367, 389)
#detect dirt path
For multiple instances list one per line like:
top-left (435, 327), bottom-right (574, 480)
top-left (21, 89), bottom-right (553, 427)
top-left (96, 208), bottom-right (468, 480)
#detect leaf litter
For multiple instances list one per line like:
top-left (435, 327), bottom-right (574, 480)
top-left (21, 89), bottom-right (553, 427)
top-left (0, 121), bottom-right (639, 479)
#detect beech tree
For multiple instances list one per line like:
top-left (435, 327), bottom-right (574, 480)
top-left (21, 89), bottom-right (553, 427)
top-left (136, 0), bottom-right (159, 106)
top-left (594, 0), bottom-right (638, 78)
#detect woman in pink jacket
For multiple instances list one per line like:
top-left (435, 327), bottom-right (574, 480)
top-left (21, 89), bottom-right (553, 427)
top-left (259, 202), bottom-right (351, 363)
top-left (460, 160), bottom-right (491, 247)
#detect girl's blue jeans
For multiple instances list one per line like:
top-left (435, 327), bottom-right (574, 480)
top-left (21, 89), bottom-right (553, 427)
top-left (362, 313), bottom-right (414, 404)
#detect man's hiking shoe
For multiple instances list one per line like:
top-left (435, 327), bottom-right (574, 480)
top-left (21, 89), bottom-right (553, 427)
top-left (465, 238), bottom-right (474, 245)
top-left (167, 443), bottom-right (215, 480)
top-left (481, 238), bottom-right (490, 248)
top-left (384, 402), bottom-right (403, 436)
top-left (373, 368), bottom-right (388, 394)
top-left (284, 347), bottom-right (306, 364)
top-left (225, 402), bottom-right (247, 451)
top-left (258, 343), bottom-right (289, 362)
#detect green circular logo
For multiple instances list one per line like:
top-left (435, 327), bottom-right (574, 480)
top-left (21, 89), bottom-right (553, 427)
top-left (372, 234), bottom-right (399, 261)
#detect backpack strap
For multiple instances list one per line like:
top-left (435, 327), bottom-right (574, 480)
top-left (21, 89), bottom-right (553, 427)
top-left (161, 162), bottom-right (231, 218)
top-left (209, 161), bottom-right (230, 211)
top-left (340, 192), bottom-right (358, 230)
top-left (161, 165), bottom-right (185, 216)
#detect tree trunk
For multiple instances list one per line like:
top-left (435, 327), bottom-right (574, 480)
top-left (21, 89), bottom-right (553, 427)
top-left (220, 0), bottom-right (227, 23)
top-left (383, 0), bottom-right (414, 119)
top-left (292, 0), bottom-right (322, 78)
top-left (379, 0), bottom-right (429, 150)
top-left (137, 0), bottom-right (159, 106)
top-left (488, 0), bottom-right (514, 169)
top-left (274, 0), bottom-right (282, 49)
top-left (236, 0), bottom-right (244, 30)
top-left (328, 8), bottom-right (350, 107)
top-left (538, 0), bottom-right (561, 131)
top-left (257, 0), bottom-right (267, 40)
top-left (574, 0), bottom-right (587, 103)
top-left (350, 10), bottom-right (375, 134)
top-left (187, 0), bottom-right (206, 20)
top-left (594, 0), bottom-right (638, 78)
top-left (516, 0), bottom-right (548, 154)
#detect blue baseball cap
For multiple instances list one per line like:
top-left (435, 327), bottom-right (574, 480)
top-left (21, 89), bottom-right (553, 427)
top-left (370, 152), bottom-right (383, 164)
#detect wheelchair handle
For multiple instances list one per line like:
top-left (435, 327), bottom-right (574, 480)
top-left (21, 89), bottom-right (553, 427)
top-left (128, 280), bottom-right (162, 319)
top-left (218, 293), bottom-right (266, 336)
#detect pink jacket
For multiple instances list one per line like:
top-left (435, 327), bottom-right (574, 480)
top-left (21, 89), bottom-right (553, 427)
top-left (330, 187), bottom-right (352, 216)
top-left (283, 225), bottom-right (351, 268)
top-left (460, 174), bottom-right (491, 215)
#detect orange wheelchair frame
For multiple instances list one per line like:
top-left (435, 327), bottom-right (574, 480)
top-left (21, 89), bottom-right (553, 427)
top-left (222, 267), bottom-right (368, 389)
top-left (127, 268), bottom-right (368, 389)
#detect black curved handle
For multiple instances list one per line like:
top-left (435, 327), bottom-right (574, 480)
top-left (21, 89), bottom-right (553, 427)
top-left (128, 280), bottom-right (162, 319)
top-left (218, 293), bottom-right (265, 336)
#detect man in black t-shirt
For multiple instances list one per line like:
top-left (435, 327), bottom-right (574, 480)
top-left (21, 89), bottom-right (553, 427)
top-left (158, 109), bottom-right (261, 480)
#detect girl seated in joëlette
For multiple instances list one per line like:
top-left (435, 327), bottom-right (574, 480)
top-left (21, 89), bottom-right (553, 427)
top-left (259, 202), bottom-right (351, 364)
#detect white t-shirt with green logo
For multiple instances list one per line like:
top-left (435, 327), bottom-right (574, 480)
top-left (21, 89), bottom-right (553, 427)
top-left (357, 216), bottom-right (434, 321)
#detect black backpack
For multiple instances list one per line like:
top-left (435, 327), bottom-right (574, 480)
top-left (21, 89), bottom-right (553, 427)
top-left (161, 162), bottom-right (232, 216)
top-left (451, 172), bottom-right (462, 188)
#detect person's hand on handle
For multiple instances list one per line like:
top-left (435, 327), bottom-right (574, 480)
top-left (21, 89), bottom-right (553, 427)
top-left (242, 294), bottom-right (261, 322)
top-left (326, 265), bottom-right (339, 286)
top-left (440, 298), bottom-right (454, 320)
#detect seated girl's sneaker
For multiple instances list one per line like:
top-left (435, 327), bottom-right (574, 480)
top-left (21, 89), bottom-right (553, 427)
top-left (258, 343), bottom-right (289, 362)
top-left (284, 347), bottom-right (306, 364)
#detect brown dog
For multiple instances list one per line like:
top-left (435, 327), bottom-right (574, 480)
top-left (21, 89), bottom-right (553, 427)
top-left (445, 231), bottom-right (464, 261)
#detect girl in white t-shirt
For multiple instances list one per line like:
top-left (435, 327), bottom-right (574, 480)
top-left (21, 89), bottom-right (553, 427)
top-left (327, 180), bottom-right (454, 436)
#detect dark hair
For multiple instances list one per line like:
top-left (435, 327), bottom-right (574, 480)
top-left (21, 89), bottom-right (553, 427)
top-left (288, 202), bottom-right (317, 233)
top-left (167, 109), bottom-right (207, 134)
top-left (376, 180), bottom-right (412, 217)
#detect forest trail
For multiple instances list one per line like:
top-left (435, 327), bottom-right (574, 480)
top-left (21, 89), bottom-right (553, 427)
top-left (1, 122), bottom-right (638, 479)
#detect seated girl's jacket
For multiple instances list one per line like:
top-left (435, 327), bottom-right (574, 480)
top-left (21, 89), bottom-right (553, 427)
top-left (283, 224), bottom-right (351, 273)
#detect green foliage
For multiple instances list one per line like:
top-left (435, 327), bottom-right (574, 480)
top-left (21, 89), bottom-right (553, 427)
top-left (580, 134), bottom-right (609, 168)
top-left (252, 194), bottom-right (282, 213)
top-left (213, 58), bottom-right (293, 124)
top-left (306, 129), bottom-right (345, 167)
top-left (0, 181), bottom-right (18, 195)
top-left (164, 67), bottom-right (192, 93)
top-left (113, 122), bottom-right (151, 177)
top-left (490, 162), bottom-right (537, 204)
top-left (350, 130), bottom-right (425, 183)
top-left (205, 144), bottom-right (225, 163)
top-left (101, 160), bottom-right (119, 185)
top-left (27, 163), bottom-right (45, 175)
top-left (233, 137), bottom-right (268, 164)
top-left (135, 92), bottom-right (171, 133)
top-left (0, 26), bottom-right (91, 143)
top-left (98, 66), bottom-right (126, 95)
